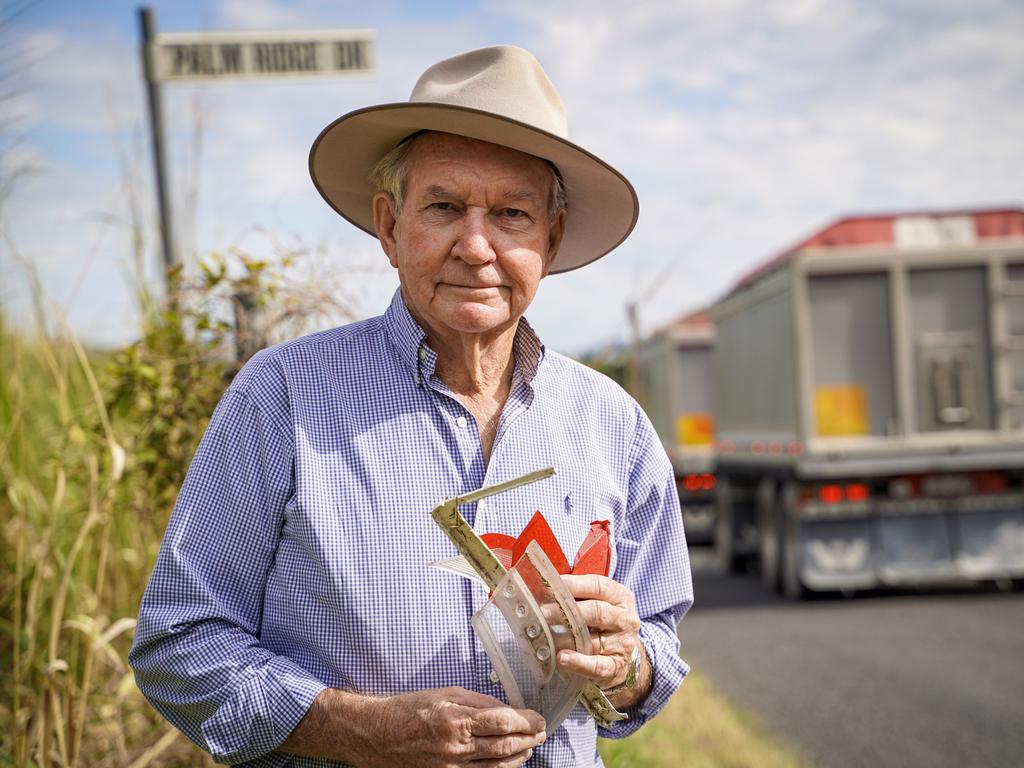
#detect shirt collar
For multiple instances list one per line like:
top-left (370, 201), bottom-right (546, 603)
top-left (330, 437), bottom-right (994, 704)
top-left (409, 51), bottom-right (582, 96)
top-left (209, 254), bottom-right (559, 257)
top-left (383, 288), bottom-right (546, 388)
top-left (511, 316), bottom-right (544, 389)
top-left (384, 289), bottom-right (434, 384)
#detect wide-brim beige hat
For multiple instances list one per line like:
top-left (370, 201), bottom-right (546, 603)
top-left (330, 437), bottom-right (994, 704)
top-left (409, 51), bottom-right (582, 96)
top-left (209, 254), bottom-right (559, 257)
top-left (308, 45), bottom-right (638, 274)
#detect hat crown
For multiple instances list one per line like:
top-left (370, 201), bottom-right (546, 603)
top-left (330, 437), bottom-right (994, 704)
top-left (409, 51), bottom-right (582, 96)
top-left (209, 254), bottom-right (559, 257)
top-left (409, 46), bottom-right (569, 139)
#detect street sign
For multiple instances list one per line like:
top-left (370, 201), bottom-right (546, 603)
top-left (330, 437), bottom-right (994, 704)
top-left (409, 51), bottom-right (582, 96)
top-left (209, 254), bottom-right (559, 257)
top-left (137, 4), bottom-right (378, 287)
top-left (150, 29), bottom-right (375, 82)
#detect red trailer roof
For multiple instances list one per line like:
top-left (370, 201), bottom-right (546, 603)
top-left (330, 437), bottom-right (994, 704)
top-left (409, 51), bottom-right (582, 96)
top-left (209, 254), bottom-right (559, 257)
top-left (730, 206), bottom-right (1024, 294)
top-left (650, 306), bottom-right (713, 339)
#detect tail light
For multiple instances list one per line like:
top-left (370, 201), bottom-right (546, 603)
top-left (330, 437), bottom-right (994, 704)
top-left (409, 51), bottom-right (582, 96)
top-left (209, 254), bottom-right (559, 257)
top-left (681, 473), bottom-right (716, 493)
top-left (975, 471), bottom-right (1008, 493)
top-left (818, 482), bottom-right (871, 504)
top-left (846, 483), bottom-right (869, 502)
top-left (819, 484), bottom-right (844, 504)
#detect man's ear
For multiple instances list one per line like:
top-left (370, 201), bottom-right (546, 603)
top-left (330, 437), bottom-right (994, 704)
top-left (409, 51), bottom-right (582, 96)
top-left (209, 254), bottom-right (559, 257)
top-left (372, 192), bottom-right (400, 268)
top-left (541, 208), bottom-right (566, 277)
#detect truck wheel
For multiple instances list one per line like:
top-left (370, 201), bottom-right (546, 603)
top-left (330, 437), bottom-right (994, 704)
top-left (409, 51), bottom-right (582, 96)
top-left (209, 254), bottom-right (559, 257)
top-left (715, 476), bottom-right (741, 573)
top-left (758, 479), bottom-right (781, 591)
top-left (780, 485), bottom-right (808, 600)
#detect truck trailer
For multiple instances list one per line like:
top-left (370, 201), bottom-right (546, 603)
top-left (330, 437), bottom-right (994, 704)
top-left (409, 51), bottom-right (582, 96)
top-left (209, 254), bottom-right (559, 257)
top-left (712, 207), bottom-right (1024, 597)
top-left (634, 309), bottom-right (717, 543)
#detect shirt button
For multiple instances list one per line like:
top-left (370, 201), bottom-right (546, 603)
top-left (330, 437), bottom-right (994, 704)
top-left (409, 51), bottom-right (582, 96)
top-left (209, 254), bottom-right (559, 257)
top-left (456, 415), bottom-right (468, 429)
top-left (489, 669), bottom-right (500, 684)
top-left (418, 347), bottom-right (427, 360)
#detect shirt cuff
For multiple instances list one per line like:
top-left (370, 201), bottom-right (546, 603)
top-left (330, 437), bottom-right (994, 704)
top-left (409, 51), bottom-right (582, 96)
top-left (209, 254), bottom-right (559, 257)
top-left (201, 655), bottom-right (327, 764)
top-left (597, 618), bottom-right (689, 739)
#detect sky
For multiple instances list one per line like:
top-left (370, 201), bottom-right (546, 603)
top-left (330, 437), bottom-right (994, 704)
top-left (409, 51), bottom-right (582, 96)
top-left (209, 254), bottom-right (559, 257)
top-left (1, 0), bottom-right (1022, 355)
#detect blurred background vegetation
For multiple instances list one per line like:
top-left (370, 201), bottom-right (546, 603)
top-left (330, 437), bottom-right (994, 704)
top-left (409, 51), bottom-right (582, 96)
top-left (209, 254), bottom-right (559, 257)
top-left (2, 255), bottom-right (262, 766)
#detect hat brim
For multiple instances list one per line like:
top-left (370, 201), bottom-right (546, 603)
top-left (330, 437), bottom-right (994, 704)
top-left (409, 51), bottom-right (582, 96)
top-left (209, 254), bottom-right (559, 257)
top-left (308, 103), bottom-right (639, 274)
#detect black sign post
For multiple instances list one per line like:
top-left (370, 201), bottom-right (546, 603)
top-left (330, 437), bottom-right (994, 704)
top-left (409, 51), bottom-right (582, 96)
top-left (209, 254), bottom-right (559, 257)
top-left (138, 6), bottom-right (176, 296)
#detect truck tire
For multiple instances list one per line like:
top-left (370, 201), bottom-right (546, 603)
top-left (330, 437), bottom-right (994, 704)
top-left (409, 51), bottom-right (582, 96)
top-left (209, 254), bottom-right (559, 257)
top-left (782, 512), bottom-right (806, 602)
top-left (715, 476), bottom-right (742, 573)
top-left (780, 483), bottom-right (808, 600)
top-left (758, 479), bottom-right (782, 591)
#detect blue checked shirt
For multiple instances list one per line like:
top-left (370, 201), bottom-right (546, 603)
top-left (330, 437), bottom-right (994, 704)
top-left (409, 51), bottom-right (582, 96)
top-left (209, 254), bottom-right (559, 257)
top-left (130, 290), bottom-right (693, 767)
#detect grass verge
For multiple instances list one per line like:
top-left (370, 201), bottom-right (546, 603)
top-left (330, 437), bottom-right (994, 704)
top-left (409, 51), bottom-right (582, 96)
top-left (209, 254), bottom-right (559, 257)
top-left (599, 669), bottom-right (810, 768)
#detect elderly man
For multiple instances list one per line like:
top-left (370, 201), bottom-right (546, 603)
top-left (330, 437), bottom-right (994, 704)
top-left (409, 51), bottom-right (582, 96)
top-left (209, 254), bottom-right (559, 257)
top-left (130, 46), bottom-right (692, 767)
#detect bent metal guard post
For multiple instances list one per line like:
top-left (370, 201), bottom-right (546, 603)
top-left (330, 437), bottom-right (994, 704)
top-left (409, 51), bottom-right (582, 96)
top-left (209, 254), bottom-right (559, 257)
top-left (430, 466), bottom-right (627, 728)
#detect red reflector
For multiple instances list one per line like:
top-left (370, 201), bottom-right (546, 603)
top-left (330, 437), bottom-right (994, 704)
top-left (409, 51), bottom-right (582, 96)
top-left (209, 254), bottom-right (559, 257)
top-left (701, 474), bottom-right (716, 491)
top-left (751, 441), bottom-right (765, 454)
top-left (846, 483), bottom-right (869, 502)
top-left (683, 474), bottom-right (702, 492)
top-left (788, 441), bottom-right (803, 456)
top-left (975, 471), bottom-right (1008, 493)
top-left (820, 484), bottom-right (844, 504)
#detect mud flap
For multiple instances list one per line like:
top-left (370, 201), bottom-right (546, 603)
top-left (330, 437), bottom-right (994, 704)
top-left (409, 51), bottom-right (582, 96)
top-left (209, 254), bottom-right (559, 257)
top-left (799, 519), bottom-right (877, 591)
top-left (878, 514), bottom-right (957, 584)
top-left (682, 502), bottom-right (716, 543)
top-left (954, 508), bottom-right (1024, 578)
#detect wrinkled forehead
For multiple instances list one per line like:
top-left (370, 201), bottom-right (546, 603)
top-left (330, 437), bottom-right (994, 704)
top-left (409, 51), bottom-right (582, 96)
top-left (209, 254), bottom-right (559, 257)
top-left (404, 131), bottom-right (556, 190)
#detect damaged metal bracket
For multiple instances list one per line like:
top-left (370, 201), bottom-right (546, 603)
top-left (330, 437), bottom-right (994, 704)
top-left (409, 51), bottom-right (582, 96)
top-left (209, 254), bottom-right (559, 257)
top-left (431, 467), bottom-right (627, 728)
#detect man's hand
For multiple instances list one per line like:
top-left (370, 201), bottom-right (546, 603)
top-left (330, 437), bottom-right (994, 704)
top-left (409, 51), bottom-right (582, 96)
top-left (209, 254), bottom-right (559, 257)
top-left (281, 686), bottom-right (545, 767)
top-left (365, 687), bottom-right (546, 767)
top-left (555, 573), bottom-right (652, 708)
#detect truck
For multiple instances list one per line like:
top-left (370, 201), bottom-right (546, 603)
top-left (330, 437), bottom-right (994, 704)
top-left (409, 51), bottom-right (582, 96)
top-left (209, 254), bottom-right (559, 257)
top-left (711, 207), bottom-right (1024, 597)
top-left (634, 309), bottom-right (718, 544)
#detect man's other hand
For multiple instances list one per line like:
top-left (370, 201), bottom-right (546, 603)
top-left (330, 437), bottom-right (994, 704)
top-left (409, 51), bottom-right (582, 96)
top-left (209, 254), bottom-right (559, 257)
top-left (555, 573), bottom-right (651, 708)
top-left (366, 687), bottom-right (546, 767)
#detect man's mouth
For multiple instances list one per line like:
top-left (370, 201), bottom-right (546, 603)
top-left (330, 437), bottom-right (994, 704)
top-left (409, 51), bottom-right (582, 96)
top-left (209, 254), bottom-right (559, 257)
top-left (442, 283), bottom-right (503, 291)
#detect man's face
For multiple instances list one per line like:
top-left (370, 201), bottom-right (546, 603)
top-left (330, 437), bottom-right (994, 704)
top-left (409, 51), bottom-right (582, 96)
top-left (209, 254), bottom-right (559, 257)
top-left (373, 132), bottom-right (565, 342)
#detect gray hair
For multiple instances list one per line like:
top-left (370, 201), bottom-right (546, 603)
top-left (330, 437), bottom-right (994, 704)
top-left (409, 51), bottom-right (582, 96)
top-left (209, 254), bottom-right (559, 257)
top-left (370, 131), bottom-right (568, 219)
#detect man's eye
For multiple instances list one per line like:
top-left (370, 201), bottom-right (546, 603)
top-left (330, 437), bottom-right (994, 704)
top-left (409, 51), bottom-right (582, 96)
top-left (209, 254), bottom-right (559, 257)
top-left (501, 208), bottom-right (526, 218)
top-left (430, 202), bottom-right (454, 211)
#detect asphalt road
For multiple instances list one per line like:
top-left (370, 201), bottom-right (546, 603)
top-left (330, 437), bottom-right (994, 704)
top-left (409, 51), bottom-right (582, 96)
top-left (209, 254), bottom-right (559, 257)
top-left (678, 546), bottom-right (1024, 768)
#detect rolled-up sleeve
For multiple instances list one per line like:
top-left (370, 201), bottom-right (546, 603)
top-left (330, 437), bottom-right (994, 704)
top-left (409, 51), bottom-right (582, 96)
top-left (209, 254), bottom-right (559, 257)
top-left (600, 404), bottom-right (693, 739)
top-left (128, 382), bottom-right (325, 764)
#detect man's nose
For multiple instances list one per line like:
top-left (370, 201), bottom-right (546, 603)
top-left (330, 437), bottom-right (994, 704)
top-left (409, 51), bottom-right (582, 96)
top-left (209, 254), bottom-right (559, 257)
top-left (451, 211), bottom-right (497, 264)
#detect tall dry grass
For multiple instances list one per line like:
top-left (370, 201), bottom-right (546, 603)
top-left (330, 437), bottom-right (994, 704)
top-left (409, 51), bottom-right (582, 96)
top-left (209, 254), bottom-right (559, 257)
top-left (0, 310), bottom-right (215, 767)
